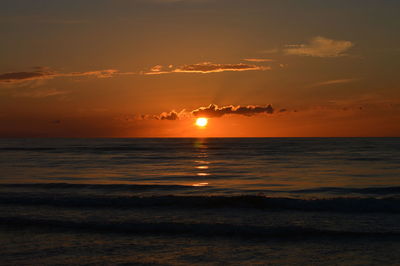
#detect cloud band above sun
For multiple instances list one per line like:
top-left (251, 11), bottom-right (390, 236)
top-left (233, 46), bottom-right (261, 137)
top-left (145, 104), bottom-right (276, 121)
top-left (192, 104), bottom-right (274, 117)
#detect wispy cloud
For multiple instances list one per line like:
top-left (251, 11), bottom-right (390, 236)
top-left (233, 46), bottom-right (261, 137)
top-left (310, 78), bottom-right (359, 87)
top-left (2, 61), bottom-right (268, 84)
top-left (285, 36), bottom-right (353, 57)
top-left (0, 68), bottom-right (131, 84)
top-left (175, 62), bottom-right (269, 73)
top-left (243, 58), bottom-right (275, 62)
top-left (0, 68), bottom-right (54, 83)
top-left (62, 69), bottom-right (121, 78)
top-left (145, 62), bottom-right (270, 75)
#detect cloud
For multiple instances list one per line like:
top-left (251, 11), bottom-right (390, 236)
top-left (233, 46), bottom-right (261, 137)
top-left (2, 62), bottom-right (267, 84)
top-left (285, 36), bottom-right (353, 57)
top-left (174, 62), bottom-right (269, 73)
top-left (62, 69), bottom-right (120, 78)
top-left (150, 65), bottom-right (163, 72)
top-left (310, 78), bottom-right (359, 87)
top-left (0, 68), bottom-right (127, 84)
top-left (144, 62), bottom-right (270, 75)
top-left (142, 104), bottom-right (276, 121)
top-left (0, 69), bottom-right (55, 83)
top-left (192, 104), bottom-right (274, 117)
top-left (158, 111), bottom-right (179, 120)
top-left (243, 58), bottom-right (274, 62)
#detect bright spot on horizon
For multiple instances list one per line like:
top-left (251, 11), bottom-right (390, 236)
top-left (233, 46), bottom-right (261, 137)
top-left (195, 117), bottom-right (208, 127)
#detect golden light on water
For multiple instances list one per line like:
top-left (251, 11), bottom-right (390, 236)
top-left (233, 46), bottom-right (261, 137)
top-left (195, 117), bottom-right (208, 127)
top-left (192, 182), bottom-right (209, 187)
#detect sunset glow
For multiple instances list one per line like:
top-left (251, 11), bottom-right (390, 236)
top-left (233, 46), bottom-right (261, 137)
top-left (1, 1), bottom-right (400, 265)
top-left (0, 0), bottom-right (399, 138)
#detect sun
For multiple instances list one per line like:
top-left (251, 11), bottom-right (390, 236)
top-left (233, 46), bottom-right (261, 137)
top-left (195, 117), bottom-right (208, 127)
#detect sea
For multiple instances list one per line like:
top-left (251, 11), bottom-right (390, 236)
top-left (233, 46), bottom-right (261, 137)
top-left (0, 138), bottom-right (400, 265)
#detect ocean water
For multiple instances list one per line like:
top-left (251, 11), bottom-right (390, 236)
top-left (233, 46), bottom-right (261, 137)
top-left (1, 138), bottom-right (400, 265)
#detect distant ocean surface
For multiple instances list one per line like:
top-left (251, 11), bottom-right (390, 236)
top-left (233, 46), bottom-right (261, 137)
top-left (1, 138), bottom-right (400, 265)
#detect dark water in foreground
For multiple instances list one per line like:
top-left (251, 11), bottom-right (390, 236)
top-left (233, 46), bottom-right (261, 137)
top-left (1, 138), bottom-right (400, 265)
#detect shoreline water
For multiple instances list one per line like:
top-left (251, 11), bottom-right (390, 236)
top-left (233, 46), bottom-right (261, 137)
top-left (1, 138), bottom-right (399, 264)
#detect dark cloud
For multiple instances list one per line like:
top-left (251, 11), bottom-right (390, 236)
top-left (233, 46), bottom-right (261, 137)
top-left (0, 70), bottom-right (55, 83)
top-left (192, 104), bottom-right (274, 117)
top-left (140, 104), bottom-right (276, 121)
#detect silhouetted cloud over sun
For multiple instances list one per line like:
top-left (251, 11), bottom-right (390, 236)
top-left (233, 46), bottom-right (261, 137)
top-left (145, 104), bottom-right (276, 121)
top-left (192, 104), bottom-right (274, 117)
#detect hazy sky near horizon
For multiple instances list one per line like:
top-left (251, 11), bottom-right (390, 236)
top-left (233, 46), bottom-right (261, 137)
top-left (1, 0), bottom-right (400, 137)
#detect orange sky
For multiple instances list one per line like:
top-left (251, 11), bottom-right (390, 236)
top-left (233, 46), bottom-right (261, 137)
top-left (1, 0), bottom-right (400, 137)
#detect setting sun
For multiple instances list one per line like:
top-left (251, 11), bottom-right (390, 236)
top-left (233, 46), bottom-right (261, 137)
top-left (195, 117), bottom-right (208, 127)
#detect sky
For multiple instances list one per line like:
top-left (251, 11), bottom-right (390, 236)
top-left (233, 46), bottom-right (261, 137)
top-left (1, 0), bottom-right (400, 137)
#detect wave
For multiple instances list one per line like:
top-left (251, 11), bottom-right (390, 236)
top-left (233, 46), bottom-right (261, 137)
top-left (291, 186), bottom-right (400, 195)
top-left (0, 183), bottom-right (192, 191)
top-left (1, 193), bottom-right (400, 213)
top-left (1, 216), bottom-right (399, 239)
top-left (2, 183), bottom-right (400, 196)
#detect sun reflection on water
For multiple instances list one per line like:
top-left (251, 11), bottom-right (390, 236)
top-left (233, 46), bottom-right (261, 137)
top-left (193, 138), bottom-right (211, 180)
top-left (192, 182), bottom-right (209, 187)
top-left (196, 173), bottom-right (210, 176)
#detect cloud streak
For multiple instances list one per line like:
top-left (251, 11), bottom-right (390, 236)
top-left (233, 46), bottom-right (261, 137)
top-left (2, 61), bottom-right (269, 84)
top-left (175, 62), bottom-right (269, 73)
top-left (285, 36), bottom-right (353, 57)
top-left (0, 68), bottom-right (130, 84)
top-left (0, 69), bottom-right (55, 83)
top-left (145, 62), bottom-right (270, 75)
top-left (243, 58), bottom-right (274, 62)
top-left (310, 78), bottom-right (359, 87)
